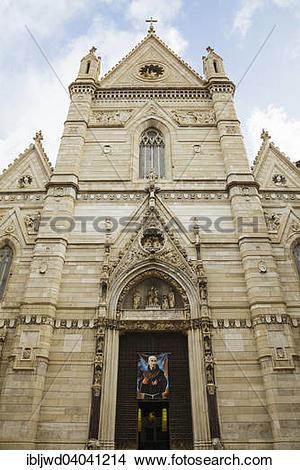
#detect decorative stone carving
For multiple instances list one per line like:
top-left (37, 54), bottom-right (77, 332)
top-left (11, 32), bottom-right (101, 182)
top-left (242, 186), bottom-right (251, 200)
top-left (133, 291), bottom-right (142, 309)
top-left (24, 212), bottom-right (41, 234)
top-left (225, 125), bottom-right (239, 134)
top-left (39, 262), bottom-right (48, 274)
top-left (85, 439), bottom-right (100, 450)
top-left (130, 284), bottom-right (176, 311)
top-left (272, 174), bottom-right (286, 185)
top-left (17, 175), bottom-right (32, 188)
top-left (168, 288), bottom-right (175, 308)
top-left (201, 319), bottom-right (217, 396)
top-left (53, 186), bottom-right (64, 197)
top-left (199, 279), bottom-right (208, 303)
top-left (212, 438), bottom-right (223, 450)
top-left (272, 346), bottom-right (295, 370)
top-left (139, 63), bottom-right (164, 79)
top-left (291, 222), bottom-right (300, 233)
top-left (258, 260), bottom-right (267, 273)
top-left (117, 270), bottom-right (188, 312)
top-left (22, 347), bottom-right (32, 360)
top-left (141, 233), bottom-right (164, 252)
top-left (171, 109), bottom-right (215, 126)
top-left (4, 225), bottom-right (15, 233)
top-left (117, 319), bottom-right (190, 332)
top-left (264, 211), bottom-right (281, 232)
top-left (91, 110), bottom-right (132, 127)
top-left (0, 325), bottom-right (7, 359)
top-left (92, 328), bottom-right (105, 397)
top-left (145, 169), bottom-right (160, 210)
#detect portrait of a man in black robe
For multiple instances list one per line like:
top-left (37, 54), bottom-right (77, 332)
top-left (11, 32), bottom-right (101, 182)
top-left (137, 354), bottom-right (168, 400)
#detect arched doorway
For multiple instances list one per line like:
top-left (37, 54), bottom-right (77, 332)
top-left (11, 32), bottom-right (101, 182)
top-left (97, 262), bottom-right (210, 450)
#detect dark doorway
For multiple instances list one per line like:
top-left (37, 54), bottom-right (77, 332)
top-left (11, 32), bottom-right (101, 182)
top-left (115, 332), bottom-right (193, 449)
top-left (138, 401), bottom-right (170, 450)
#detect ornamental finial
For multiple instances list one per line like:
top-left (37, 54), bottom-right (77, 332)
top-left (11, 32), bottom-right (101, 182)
top-left (145, 17), bottom-right (158, 33)
top-left (261, 129), bottom-right (271, 141)
top-left (33, 130), bottom-right (43, 143)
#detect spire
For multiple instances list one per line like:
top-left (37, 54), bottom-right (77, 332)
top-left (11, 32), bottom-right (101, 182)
top-left (76, 46), bottom-right (101, 81)
top-left (202, 46), bottom-right (227, 81)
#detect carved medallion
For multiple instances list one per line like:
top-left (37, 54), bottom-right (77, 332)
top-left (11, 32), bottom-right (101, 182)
top-left (139, 63), bottom-right (164, 79)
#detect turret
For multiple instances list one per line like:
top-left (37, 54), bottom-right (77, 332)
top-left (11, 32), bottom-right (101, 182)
top-left (202, 46), bottom-right (227, 81)
top-left (76, 46), bottom-right (101, 82)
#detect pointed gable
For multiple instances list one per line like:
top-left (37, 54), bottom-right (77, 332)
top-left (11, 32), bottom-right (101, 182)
top-left (0, 132), bottom-right (53, 191)
top-left (253, 130), bottom-right (300, 190)
top-left (99, 33), bottom-right (204, 88)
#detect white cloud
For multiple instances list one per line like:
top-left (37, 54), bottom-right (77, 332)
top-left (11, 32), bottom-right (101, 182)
top-left (233, 0), bottom-right (300, 36)
top-left (232, 0), bottom-right (264, 36)
top-left (245, 105), bottom-right (300, 162)
top-left (0, 0), bottom-right (188, 173)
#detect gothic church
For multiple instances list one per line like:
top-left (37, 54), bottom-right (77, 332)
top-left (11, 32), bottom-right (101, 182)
top-left (0, 25), bottom-right (300, 450)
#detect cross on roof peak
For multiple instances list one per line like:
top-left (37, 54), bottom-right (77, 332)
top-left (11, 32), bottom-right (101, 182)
top-left (145, 17), bottom-right (158, 33)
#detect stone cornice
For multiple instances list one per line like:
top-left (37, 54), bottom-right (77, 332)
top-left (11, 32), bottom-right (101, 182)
top-left (93, 87), bottom-right (211, 102)
top-left (208, 81), bottom-right (235, 95)
top-left (1, 314), bottom-right (299, 330)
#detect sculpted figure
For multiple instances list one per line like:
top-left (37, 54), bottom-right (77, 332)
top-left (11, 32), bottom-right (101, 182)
top-left (162, 295), bottom-right (169, 310)
top-left (133, 291), bottom-right (142, 309)
top-left (147, 286), bottom-right (155, 307)
top-left (168, 288), bottom-right (175, 308)
top-left (153, 288), bottom-right (160, 307)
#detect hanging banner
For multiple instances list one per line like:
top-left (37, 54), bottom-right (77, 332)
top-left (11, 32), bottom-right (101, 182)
top-left (137, 353), bottom-right (169, 400)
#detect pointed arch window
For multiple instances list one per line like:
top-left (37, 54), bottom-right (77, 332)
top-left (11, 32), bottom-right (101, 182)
top-left (293, 243), bottom-right (300, 279)
top-left (139, 128), bottom-right (165, 179)
top-left (0, 245), bottom-right (13, 300)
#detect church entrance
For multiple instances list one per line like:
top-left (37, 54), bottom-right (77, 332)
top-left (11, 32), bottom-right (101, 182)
top-left (115, 332), bottom-right (193, 450)
top-left (138, 402), bottom-right (170, 450)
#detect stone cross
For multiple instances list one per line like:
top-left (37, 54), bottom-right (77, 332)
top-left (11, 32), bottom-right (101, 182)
top-left (145, 17), bottom-right (158, 33)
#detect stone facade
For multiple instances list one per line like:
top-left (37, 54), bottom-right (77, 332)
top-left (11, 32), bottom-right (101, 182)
top-left (0, 31), bottom-right (300, 450)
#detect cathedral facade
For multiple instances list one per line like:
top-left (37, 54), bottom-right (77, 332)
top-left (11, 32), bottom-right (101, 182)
top-left (0, 28), bottom-right (300, 450)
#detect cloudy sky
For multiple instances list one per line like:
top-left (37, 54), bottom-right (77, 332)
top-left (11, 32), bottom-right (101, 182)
top-left (1, 0), bottom-right (300, 172)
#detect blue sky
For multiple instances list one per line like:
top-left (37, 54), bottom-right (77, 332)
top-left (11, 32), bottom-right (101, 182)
top-left (1, 0), bottom-right (300, 172)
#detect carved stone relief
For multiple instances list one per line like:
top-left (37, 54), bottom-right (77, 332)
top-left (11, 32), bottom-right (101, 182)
top-left (264, 211), bottom-right (281, 232)
top-left (111, 210), bottom-right (197, 286)
top-left (225, 125), bottom-right (239, 134)
top-left (122, 276), bottom-right (183, 311)
top-left (92, 327), bottom-right (105, 397)
top-left (24, 212), bottom-right (41, 234)
top-left (171, 109), bottom-right (215, 126)
top-left (258, 260), bottom-right (267, 273)
top-left (91, 110), bottom-right (132, 127)
top-left (117, 270), bottom-right (188, 312)
top-left (17, 175), bottom-right (32, 188)
top-left (272, 174), bottom-right (286, 186)
top-left (139, 63), bottom-right (164, 79)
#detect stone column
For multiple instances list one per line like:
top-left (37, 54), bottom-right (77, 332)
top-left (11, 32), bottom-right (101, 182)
top-left (188, 327), bottom-right (210, 449)
top-left (98, 327), bottom-right (120, 449)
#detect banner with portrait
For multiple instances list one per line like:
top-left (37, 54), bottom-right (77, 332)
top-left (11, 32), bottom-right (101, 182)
top-left (137, 353), bottom-right (169, 400)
